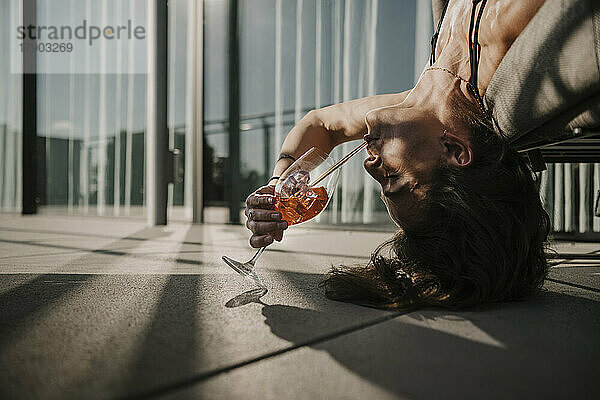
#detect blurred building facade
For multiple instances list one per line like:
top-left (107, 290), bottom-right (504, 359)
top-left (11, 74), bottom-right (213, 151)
top-left (0, 0), bottom-right (598, 234)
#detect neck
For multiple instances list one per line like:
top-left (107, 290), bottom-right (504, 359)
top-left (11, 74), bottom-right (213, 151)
top-left (405, 68), bottom-right (473, 138)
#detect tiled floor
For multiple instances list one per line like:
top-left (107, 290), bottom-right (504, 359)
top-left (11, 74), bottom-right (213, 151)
top-left (0, 214), bottom-right (598, 400)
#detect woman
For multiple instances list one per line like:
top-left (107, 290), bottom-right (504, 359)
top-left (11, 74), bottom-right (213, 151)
top-left (245, 0), bottom-right (554, 310)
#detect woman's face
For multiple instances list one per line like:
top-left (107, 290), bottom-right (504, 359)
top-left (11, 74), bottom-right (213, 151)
top-left (363, 104), bottom-right (448, 227)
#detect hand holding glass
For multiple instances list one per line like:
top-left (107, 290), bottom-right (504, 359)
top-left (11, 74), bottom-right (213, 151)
top-left (222, 147), bottom-right (341, 293)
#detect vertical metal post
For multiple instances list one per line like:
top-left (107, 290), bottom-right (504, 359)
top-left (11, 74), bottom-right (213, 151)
top-left (414, 0), bottom-right (432, 84)
top-left (579, 163), bottom-right (591, 233)
top-left (294, 0), bottom-right (303, 124)
top-left (146, 0), bottom-right (169, 225)
top-left (0, 2), bottom-right (7, 207)
top-left (362, 0), bottom-right (378, 224)
top-left (97, 0), bottom-right (109, 215)
top-left (315, 0), bottom-right (321, 110)
top-left (185, 0), bottom-right (204, 223)
top-left (540, 164), bottom-right (555, 227)
top-left (227, 0), bottom-right (240, 224)
top-left (168, 0), bottom-right (177, 216)
top-left (341, 0), bottom-right (351, 223)
top-left (261, 117), bottom-right (270, 182)
top-left (594, 163), bottom-right (600, 232)
top-left (124, 0), bottom-right (136, 215)
top-left (554, 163), bottom-right (565, 231)
top-left (330, 0), bottom-right (342, 224)
top-left (81, 0), bottom-right (92, 214)
top-left (22, 0), bottom-right (37, 214)
top-left (274, 0), bottom-right (283, 152)
top-left (113, 0), bottom-right (124, 216)
top-left (564, 163), bottom-right (573, 232)
top-left (68, 0), bottom-right (76, 213)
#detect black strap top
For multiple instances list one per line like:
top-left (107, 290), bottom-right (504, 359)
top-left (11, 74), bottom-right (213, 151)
top-left (430, 0), bottom-right (489, 111)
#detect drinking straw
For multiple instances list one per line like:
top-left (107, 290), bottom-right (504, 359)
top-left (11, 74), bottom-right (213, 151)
top-left (309, 141), bottom-right (368, 188)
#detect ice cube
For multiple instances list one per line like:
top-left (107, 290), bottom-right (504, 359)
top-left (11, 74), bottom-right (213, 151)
top-left (292, 170), bottom-right (310, 194)
top-left (278, 179), bottom-right (297, 198)
top-left (278, 169), bottom-right (311, 197)
top-left (292, 169), bottom-right (310, 184)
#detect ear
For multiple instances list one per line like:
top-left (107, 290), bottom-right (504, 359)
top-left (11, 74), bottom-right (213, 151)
top-left (441, 130), bottom-right (473, 167)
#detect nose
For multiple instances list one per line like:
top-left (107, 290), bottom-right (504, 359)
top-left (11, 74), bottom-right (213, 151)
top-left (364, 109), bottom-right (381, 142)
top-left (364, 107), bottom-right (387, 142)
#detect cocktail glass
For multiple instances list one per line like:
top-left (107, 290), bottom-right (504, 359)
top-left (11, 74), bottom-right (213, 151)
top-left (222, 147), bottom-right (341, 293)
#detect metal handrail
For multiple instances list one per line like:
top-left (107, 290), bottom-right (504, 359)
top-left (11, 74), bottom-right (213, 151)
top-left (170, 106), bottom-right (317, 135)
top-left (203, 106), bottom-right (316, 127)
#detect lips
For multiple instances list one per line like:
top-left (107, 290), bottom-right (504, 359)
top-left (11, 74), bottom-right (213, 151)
top-left (364, 152), bottom-right (382, 168)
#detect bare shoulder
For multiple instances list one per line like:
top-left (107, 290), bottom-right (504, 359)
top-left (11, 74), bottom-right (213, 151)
top-left (480, 0), bottom-right (546, 46)
top-left (436, 0), bottom-right (546, 57)
top-left (432, 0), bottom-right (548, 93)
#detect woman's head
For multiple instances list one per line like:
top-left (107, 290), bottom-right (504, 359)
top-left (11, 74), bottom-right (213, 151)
top-left (321, 95), bottom-right (550, 310)
top-left (363, 89), bottom-right (476, 228)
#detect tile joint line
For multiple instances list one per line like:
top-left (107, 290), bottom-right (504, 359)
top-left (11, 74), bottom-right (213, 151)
top-left (118, 311), bottom-right (407, 400)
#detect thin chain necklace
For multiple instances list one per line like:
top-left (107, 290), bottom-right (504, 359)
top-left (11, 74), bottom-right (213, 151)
top-left (428, 0), bottom-right (489, 114)
top-left (424, 66), bottom-right (487, 113)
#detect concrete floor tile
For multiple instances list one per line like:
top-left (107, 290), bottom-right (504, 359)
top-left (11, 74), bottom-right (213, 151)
top-left (162, 282), bottom-right (600, 400)
top-left (548, 266), bottom-right (600, 290)
top-left (0, 269), bottom-right (392, 400)
top-left (1, 215), bottom-right (599, 400)
top-left (550, 241), bottom-right (600, 254)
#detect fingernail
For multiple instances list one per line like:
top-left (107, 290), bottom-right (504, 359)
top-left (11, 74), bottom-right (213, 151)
top-left (265, 236), bottom-right (274, 244)
top-left (278, 222), bottom-right (288, 229)
top-left (267, 197), bottom-right (274, 204)
top-left (271, 212), bottom-right (280, 220)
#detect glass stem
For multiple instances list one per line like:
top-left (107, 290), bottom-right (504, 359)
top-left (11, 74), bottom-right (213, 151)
top-left (249, 246), bottom-right (266, 267)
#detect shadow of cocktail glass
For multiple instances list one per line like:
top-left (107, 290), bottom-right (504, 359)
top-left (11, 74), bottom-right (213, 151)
top-left (225, 288), bottom-right (268, 308)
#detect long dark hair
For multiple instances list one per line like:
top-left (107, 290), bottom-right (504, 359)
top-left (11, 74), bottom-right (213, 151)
top-left (320, 102), bottom-right (551, 310)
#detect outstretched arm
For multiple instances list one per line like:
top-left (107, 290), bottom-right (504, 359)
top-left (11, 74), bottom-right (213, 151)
top-left (244, 90), bottom-right (411, 248)
top-left (271, 91), bottom-right (411, 178)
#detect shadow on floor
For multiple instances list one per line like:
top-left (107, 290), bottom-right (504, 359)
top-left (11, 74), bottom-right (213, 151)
top-left (117, 226), bottom-right (203, 400)
top-left (261, 271), bottom-right (599, 399)
top-left (0, 227), bottom-right (178, 400)
top-left (119, 274), bottom-right (201, 398)
top-left (0, 227), bottom-right (169, 348)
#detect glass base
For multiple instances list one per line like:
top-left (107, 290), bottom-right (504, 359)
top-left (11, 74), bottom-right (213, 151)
top-left (222, 255), bottom-right (268, 293)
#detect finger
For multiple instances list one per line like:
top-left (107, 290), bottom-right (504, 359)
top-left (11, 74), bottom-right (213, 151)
top-left (273, 230), bottom-right (284, 242)
top-left (245, 194), bottom-right (275, 209)
top-left (250, 234), bottom-right (274, 248)
top-left (247, 209), bottom-right (282, 222)
top-left (246, 220), bottom-right (288, 235)
top-left (244, 186), bottom-right (274, 206)
top-left (245, 185), bottom-right (274, 207)
top-left (254, 185), bottom-right (275, 195)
